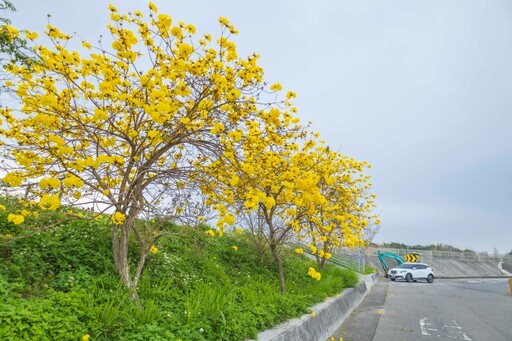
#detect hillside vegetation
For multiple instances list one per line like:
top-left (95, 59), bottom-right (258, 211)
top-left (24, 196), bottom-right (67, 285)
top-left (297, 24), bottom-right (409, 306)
top-left (0, 197), bottom-right (358, 340)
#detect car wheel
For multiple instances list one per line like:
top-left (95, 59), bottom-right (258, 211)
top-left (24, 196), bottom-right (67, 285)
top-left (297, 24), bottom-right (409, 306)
top-left (391, 278), bottom-right (396, 281)
top-left (427, 274), bottom-right (434, 283)
top-left (405, 273), bottom-right (412, 282)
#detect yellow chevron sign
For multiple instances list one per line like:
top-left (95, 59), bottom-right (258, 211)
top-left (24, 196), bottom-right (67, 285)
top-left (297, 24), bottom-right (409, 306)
top-left (405, 253), bottom-right (421, 262)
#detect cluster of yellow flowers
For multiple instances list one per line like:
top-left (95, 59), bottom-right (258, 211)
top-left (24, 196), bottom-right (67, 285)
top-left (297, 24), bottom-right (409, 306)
top-left (307, 267), bottom-right (321, 281)
top-left (38, 194), bottom-right (60, 211)
top-left (111, 212), bottom-right (126, 225)
top-left (39, 178), bottom-right (61, 189)
top-left (7, 214), bottom-right (24, 225)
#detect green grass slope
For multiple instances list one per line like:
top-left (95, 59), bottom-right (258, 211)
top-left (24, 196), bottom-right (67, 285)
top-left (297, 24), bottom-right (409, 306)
top-left (0, 197), bottom-right (358, 340)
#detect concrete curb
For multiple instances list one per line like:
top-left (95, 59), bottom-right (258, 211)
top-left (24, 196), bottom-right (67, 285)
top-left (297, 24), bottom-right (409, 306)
top-left (256, 272), bottom-right (379, 341)
top-left (498, 262), bottom-right (512, 276)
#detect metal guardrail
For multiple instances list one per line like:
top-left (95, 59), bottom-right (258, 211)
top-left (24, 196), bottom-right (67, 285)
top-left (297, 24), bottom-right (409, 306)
top-left (290, 242), bottom-right (367, 273)
top-left (329, 252), bottom-right (365, 273)
top-left (375, 247), bottom-right (512, 262)
top-left (335, 247), bottom-right (512, 262)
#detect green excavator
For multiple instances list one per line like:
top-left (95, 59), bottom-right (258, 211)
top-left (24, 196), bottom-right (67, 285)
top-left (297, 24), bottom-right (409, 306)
top-left (377, 251), bottom-right (404, 277)
top-left (377, 251), bottom-right (422, 277)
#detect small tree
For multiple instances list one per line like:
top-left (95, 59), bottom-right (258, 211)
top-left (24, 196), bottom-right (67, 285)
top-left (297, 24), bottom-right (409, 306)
top-left (0, 3), bottom-right (286, 298)
top-left (236, 207), bottom-right (269, 264)
top-left (200, 120), bottom-right (363, 292)
top-left (296, 146), bottom-right (377, 269)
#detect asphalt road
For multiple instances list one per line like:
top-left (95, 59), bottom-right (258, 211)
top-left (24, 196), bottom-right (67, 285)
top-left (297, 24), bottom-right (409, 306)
top-left (328, 277), bottom-right (512, 341)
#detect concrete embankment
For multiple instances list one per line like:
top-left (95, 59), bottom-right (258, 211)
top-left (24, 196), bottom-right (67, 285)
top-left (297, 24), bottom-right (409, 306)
top-left (425, 259), bottom-right (506, 278)
top-left (255, 273), bottom-right (379, 341)
top-left (366, 255), bottom-right (512, 278)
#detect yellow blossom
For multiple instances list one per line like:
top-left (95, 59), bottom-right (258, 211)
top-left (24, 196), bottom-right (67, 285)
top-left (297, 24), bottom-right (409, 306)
top-left (148, 2), bottom-right (157, 12)
top-left (3, 25), bottom-right (19, 38)
top-left (307, 267), bottom-right (321, 281)
top-left (309, 244), bottom-right (317, 254)
top-left (2, 173), bottom-right (23, 187)
top-left (63, 175), bottom-right (84, 188)
top-left (39, 178), bottom-right (61, 190)
top-left (286, 91), bottom-right (296, 99)
top-left (7, 214), bottom-right (24, 225)
top-left (232, 245), bottom-right (238, 251)
top-left (270, 82), bottom-right (282, 91)
top-left (111, 211), bottom-right (126, 225)
top-left (25, 31), bottom-right (38, 40)
top-left (150, 245), bottom-right (158, 254)
top-left (224, 213), bottom-right (235, 225)
top-left (38, 194), bottom-right (60, 211)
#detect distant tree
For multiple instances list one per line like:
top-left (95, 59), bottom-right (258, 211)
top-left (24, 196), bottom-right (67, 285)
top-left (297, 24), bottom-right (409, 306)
top-left (382, 242), bottom-right (467, 253)
top-left (382, 242), bottom-right (408, 249)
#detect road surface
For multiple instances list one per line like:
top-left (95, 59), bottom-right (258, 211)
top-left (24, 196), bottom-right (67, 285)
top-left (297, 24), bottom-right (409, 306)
top-left (328, 277), bottom-right (512, 341)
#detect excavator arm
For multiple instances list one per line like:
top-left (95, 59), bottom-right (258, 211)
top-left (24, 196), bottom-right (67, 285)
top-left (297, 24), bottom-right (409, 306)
top-left (377, 251), bottom-right (404, 276)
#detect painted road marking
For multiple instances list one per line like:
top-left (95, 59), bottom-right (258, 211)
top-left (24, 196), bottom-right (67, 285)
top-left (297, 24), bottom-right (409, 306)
top-left (420, 318), bottom-right (438, 335)
top-left (451, 320), bottom-right (472, 341)
top-left (419, 318), bottom-right (472, 340)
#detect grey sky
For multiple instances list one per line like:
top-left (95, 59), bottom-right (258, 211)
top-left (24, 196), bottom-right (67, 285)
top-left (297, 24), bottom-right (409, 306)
top-left (10, 1), bottom-right (512, 253)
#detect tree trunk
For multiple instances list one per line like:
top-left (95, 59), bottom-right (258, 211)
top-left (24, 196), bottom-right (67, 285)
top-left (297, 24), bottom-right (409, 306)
top-left (270, 243), bottom-right (286, 293)
top-left (320, 256), bottom-right (327, 269)
top-left (319, 243), bottom-right (330, 269)
top-left (262, 206), bottom-right (286, 293)
top-left (112, 220), bottom-right (143, 306)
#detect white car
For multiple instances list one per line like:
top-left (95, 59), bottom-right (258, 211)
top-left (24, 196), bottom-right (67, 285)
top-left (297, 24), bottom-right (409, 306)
top-left (388, 262), bottom-right (435, 283)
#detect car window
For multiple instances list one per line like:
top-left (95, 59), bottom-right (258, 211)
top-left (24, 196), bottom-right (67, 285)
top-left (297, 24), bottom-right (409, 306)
top-left (397, 263), bottom-right (414, 269)
top-left (417, 264), bottom-right (427, 269)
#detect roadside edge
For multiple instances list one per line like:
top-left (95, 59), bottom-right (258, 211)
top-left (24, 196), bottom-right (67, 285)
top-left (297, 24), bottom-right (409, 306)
top-left (256, 272), bottom-right (380, 341)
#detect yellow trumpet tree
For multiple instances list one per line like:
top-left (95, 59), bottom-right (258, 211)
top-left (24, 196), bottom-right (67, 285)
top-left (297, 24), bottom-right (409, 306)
top-left (0, 3), bottom-right (286, 295)
top-left (200, 114), bottom-right (334, 292)
top-left (295, 146), bottom-right (377, 269)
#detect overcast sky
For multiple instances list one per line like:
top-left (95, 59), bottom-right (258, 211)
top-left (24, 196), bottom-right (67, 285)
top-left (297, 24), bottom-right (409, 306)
top-left (10, 1), bottom-right (512, 253)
